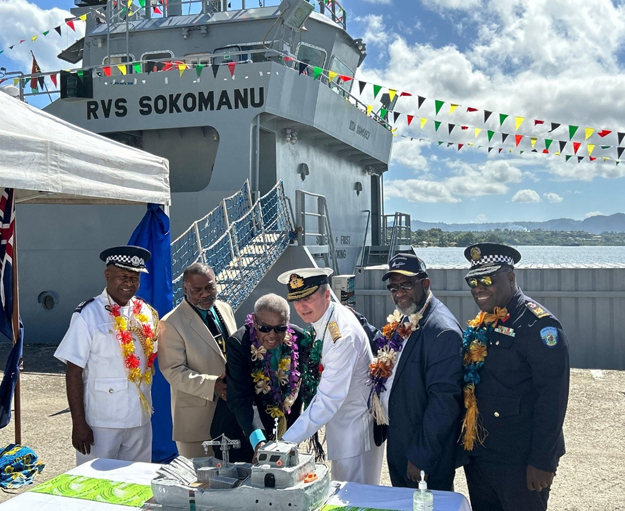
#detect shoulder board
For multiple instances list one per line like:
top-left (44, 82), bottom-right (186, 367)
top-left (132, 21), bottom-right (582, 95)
top-left (328, 321), bottom-right (342, 343)
top-left (74, 298), bottom-right (95, 313)
top-left (525, 301), bottom-right (551, 319)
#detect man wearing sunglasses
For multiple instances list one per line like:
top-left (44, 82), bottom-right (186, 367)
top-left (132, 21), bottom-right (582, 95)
top-left (159, 263), bottom-right (249, 461)
top-left (277, 267), bottom-right (384, 485)
top-left (459, 243), bottom-right (570, 511)
top-left (379, 253), bottom-right (464, 492)
top-left (225, 293), bottom-right (308, 462)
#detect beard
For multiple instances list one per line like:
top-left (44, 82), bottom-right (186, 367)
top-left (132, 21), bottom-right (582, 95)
top-left (395, 302), bottom-right (418, 316)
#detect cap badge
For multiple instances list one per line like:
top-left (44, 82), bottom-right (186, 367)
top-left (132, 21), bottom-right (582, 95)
top-left (470, 247), bottom-right (482, 261)
top-left (289, 274), bottom-right (305, 290)
top-left (131, 256), bottom-right (141, 267)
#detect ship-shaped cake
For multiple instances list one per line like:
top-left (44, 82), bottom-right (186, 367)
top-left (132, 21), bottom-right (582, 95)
top-left (151, 434), bottom-right (333, 510)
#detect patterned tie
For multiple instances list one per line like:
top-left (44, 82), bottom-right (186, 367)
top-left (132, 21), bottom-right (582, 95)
top-left (205, 310), bottom-right (226, 357)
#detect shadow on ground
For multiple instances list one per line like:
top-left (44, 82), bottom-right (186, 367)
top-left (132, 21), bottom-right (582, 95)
top-left (0, 344), bottom-right (65, 374)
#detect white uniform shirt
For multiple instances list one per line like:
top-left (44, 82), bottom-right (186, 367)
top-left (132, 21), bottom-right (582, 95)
top-left (282, 303), bottom-right (375, 460)
top-left (54, 289), bottom-right (157, 429)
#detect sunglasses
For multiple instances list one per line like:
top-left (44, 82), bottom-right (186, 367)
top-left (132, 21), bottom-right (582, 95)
top-left (256, 323), bottom-right (288, 334)
top-left (465, 269), bottom-right (510, 288)
top-left (386, 279), bottom-right (424, 293)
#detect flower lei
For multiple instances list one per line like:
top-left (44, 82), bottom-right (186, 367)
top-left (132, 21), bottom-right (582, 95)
top-left (247, 314), bottom-right (300, 439)
top-left (298, 327), bottom-right (323, 411)
top-left (367, 290), bottom-right (432, 425)
top-left (459, 307), bottom-right (509, 451)
top-left (107, 294), bottom-right (157, 415)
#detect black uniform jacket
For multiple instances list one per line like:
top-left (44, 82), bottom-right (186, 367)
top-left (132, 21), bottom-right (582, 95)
top-left (386, 296), bottom-right (464, 491)
top-left (464, 289), bottom-right (570, 472)
top-left (225, 324), bottom-right (308, 446)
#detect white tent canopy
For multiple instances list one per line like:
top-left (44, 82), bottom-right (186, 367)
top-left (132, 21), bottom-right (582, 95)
top-left (0, 92), bottom-right (170, 205)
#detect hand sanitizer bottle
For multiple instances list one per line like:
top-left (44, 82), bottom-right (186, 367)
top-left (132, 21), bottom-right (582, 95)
top-left (413, 470), bottom-right (434, 511)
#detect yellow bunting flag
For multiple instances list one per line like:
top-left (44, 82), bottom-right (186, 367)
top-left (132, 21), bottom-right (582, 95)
top-left (474, 128), bottom-right (482, 138)
top-left (449, 103), bottom-right (459, 114)
top-left (366, 105), bottom-right (373, 116)
top-left (515, 116), bottom-right (524, 130)
top-left (178, 63), bottom-right (186, 77)
top-left (603, 157), bottom-right (610, 161)
top-left (79, 14), bottom-right (87, 21)
top-left (585, 128), bottom-right (594, 140)
top-left (31, 35), bottom-right (38, 42)
top-left (420, 118), bottom-right (428, 129)
top-left (530, 137), bottom-right (537, 148)
top-left (117, 64), bottom-right (127, 75)
top-left (389, 89), bottom-right (397, 102)
top-left (328, 71), bottom-right (338, 82)
top-left (128, 0), bottom-right (133, 6)
top-left (587, 144), bottom-right (595, 156)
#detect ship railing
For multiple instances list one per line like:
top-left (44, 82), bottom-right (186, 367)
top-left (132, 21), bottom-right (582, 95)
top-left (294, 189), bottom-right (339, 274)
top-left (19, 48), bottom-right (390, 129)
top-left (383, 212), bottom-right (411, 262)
top-left (170, 180), bottom-right (294, 310)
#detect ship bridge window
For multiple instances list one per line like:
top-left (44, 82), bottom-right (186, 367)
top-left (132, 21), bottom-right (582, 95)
top-left (296, 43), bottom-right (327, 72)
top-left (102, 54), bottom-right (136, 76)
top-left (141, 51), bottom-right (175, 73)
top-left (329, 55), bottom-right (353, 94)
top-left (184, 52), bottom-right (212, 66)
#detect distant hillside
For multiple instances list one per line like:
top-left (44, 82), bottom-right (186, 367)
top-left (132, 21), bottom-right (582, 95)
top-left (411, 213), bottom-right (625, 234)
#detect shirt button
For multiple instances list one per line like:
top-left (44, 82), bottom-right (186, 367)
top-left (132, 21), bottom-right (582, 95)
top-left (109, 388), bottom-right (114, 394)
top-left (494, 412), bottom-right (500, 418)
top-left (495, 341), bottom-right (500, 346)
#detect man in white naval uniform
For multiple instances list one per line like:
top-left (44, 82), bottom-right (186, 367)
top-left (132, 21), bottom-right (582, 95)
top-left (277, 268), bottom-right (383, 485)
top-left (55, 246), bottom-right (158, 465)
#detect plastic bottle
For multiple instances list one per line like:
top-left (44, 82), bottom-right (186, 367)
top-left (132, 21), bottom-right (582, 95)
top-left (413, 470), bottom-right (434, 511)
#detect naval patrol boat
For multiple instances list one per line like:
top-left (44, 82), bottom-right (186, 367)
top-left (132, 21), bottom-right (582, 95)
top-left (19, 0), bottom-right (408, 340)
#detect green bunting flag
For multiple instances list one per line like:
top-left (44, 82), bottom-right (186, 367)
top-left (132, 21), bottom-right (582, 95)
top-left (545, 139), bottom-right (553, 150)
top-left (565, 155), bottom-right (572, 162)
top-left (43, 31), bottom-right (49, 36)
top-left (196, 63), bottom-right (205, 78)
top-left (313, 67), bottom-right (323, 80)
top-left (373, 84), bottom-right (382, 99)
top-left (437, 141), bottom-right (444, 146)
top-left (569, 125), bottom-right (579, 139)
top-left (487, 130), bottom-right (494, 142)
top-left (77, 70), bottom-right (84, 82)
top-left (499, 113), bottom-right (508, 126)
top-left (435, 100), bottom-right (444, 115)
top-left (380, 107), bottom-right (387, 120)
top-left (132, 63), bottom-right (141, 74)
top-left (434, 121), bottom-right (441, 131)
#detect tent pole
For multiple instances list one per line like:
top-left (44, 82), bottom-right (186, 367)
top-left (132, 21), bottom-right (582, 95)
top-left (12, 217), bottom-right (21, 445)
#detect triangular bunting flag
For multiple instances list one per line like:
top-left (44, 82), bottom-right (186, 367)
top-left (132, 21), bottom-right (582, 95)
top-left (407, 115), bottom-right (414, 126)
top-left (358, 80), bottom-right (366, 94)
top-left (448, 123), bottom-right (455, 134)
top-left (596, 129), bottom-right (611, 138)
top-left (484, 110), bottom-right (492, 123)
top-left (487, 130), bottom-right (494, 142)
top-left (313, 66), bottom-right (322, 80)
top-left (587, 144), bottom-right (595, 156)
top-left (559, 141), bottom-right (566, 152)
top-left (449, 103), bottom-right (459, 114)
top-left (116, 64), bottom-right (127, 75)
top-left (467, 107), bottom-right (478, 112)
top-left (366, 105), bottom-right (373, 116)
top-left (31, 35), bottom-right (38, 42)
top-left (393, 112), bottom-right (400, 123)
top-left (54, 26), bottom-right (62, 36)
top-left (153, 6), bottom-right (162, 14)
top-left (328, 71), bottom-right (338, 82)
top-left (435, 100), bottom-right (444, 115)
top-left (43, 31), bottom-right (49, 36)
top-left (530, 137), bottom-right (537, 148)
top-left (447, 143), bottom-right (453, 147)
top-left (132, 62), bottom-right (141, 74)
top-left (534, 119), bottom-right (544, 125)
top-left (545, 139), bottom-right (553, 150)
top-left (585, 127), bottom-right (594, 140)
top-left (438, 141), bottom-right (444, 146)
top-left (227, 62), bottom-right (236, 77)
top-left (498, 148), bottom-right (503, 153)
top-left (569, 125), bottom-right (579, 139)
top-left (103, 66), bottom-right (111, 77)
top-left (573, 142), bottom-right (581, 154)
top-left (196, 63), bottom-right (205, 78)
top-left (577, 157), bottom-right (584, 163)
top-left (515, 116), bottom-right (524, 130)
top-left (549, 123), bottom-right (560, 132)
top-left (542, 149), bottom-right (549, 154)
top-left (461, 126), bottom-right (468, 130)
top-left (488, 147), bottom-right (493, 153)
top-left (601, 145), bottom-right (610, 149)
top-left (434, 121), bottom-right (441, 131)
top-left (79, 14), bottom-right (87, 21)
top-left (475, 128), bottom-right (482, 137)
top-left (418, 96), bottom-right (425, 109)
top-left (338, 74), bottom-right (352, 82)
top-left (388, 89), bottom-right (396, 102)
top-left (162, 62), bottom-right (173, 72)
top-left (520, 151), bottom-right (525, 154)
top-left (619, 132), bottom-right (625, 145)
top-left (603, 157), bottom-right (610, 161)
top-left (400, 92), bottom-right (412, 97)
top-left (50, 73), bottom-right (57, 87)
top-left (67, 20), bottom-right (75, 31)
top-left (515, 134), bottom-right (523, 146)
top-left (420, 118), bottom-right (428, 129)
top-left (565, 155), bottom-right (572, 162)
top-left (589, 156), bottom-right (597, 161)
top-left (212, 63), bottom-right (220, 78)
top-left (618, 147), bottom-right (625, 159)
top-left (458, 143), bottom-right (463, 151)
top-left (380, 108), bottom-right (388, 120)
top-left (502, 133), bottom-right (509, 143)
top-left (373, 84), bottom-right (382, 99)
top-left (179, 63), bottom-right (187, 77)
top-left (499, 114), bottom-right (509, 126)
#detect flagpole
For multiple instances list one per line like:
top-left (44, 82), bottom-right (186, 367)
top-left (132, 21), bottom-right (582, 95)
top-left (30, 51), bottom-right (53, 103)
top-left (11, 215), bottom-right (21, 445)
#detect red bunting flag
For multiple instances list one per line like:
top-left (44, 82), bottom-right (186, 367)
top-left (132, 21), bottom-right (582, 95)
top-left (534, 120), bottom-right (544, 125)
top-left (400, 92), bottom-right (412, 97)
top-left (543, 149), bottom-right (549, 154)
top-left (589, 156), bottom-right (597, 161)
top-left (498, 148), bottom-right (503, 153)
top-left (573, 142), bottom-right (581, 154)
top-left (466, 107), bottom-right (478, 112)
top-left (597, 130), bottom-right (612, 137)
top-left (102, 66), bottom-right (111, 77)
top-left (67, 20), bottom-right (75, 31)
top-left (50, 73), bottom-right (57, 87)
top-left (515, 134), bottom-right (523, 146)
top-left (461, 126), bottom-right (468, 130)
top-left (19, 40), bottom-right (25, 44)
top-left (153, 5), bottom-right (162, 13)
top-left (458, 144), bottom-right (463, 151)
top-left (338, 75), bottom-right (353, 82)
top-left (227, 62), bottom-right (236, 77)
top-left (162, 62), bottom-right (173, 71)
top-left (284, 56), bottom-right (293, 62)
top-left (407, 115), bottom-right (414, 126)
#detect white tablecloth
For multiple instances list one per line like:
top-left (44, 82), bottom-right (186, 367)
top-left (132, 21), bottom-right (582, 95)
top-left (0, 459), bottom-right (472, 511)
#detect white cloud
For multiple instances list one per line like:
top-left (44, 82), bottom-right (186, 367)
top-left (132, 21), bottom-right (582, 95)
top-left (476, 213), bottom-right (489, 222)
top-left (512, 189), bottom-right (541, 203)
top-left (354, 14), bottom-right (390, 49)
top-left (422, 0), bottom-right (481, 10)
top-left (585, 211), bottom-right (604, 218)
top-left (543, 192), bottom-right (563, 203)
top-left (384, 179), bottom-right (461, 203)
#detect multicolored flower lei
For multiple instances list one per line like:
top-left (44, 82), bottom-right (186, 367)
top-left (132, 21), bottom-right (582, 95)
top-left (107, 295), bottom-right (157, 415)
top-left (367, 291), bottom-right (432, 425)
top-left (247, 314), bottom-right (300, 439)
top-left (298, 327), bottom-right (323, 411)
top-left (460, 307), bottom-right (509, 451)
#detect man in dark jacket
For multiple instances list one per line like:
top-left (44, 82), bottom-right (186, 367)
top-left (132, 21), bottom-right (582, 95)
top-left (372, 253), bottom-right (464, 491)
top-left (226, 293), bottom-right (308, 460)
top-left (459, 243), bottom-right (570, 511)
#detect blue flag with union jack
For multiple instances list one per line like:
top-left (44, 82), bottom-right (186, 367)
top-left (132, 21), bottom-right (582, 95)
top-left (0, 188), bottom-right (23, 429)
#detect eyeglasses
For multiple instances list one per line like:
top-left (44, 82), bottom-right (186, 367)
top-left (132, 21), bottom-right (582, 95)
top-left (465, 276), bottom-right (494, 288)
top-left (386, 280), bottom-right (422, 293)
top-left (256, 324), bottom-right (288, 334)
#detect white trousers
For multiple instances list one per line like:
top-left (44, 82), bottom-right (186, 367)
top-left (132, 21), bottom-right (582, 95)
top-left (76, 422), bottom-right (152, 466)
top-left (331, 444), bottom-right (384, 485)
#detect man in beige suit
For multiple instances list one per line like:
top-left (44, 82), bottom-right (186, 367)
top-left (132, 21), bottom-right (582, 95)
top-left (159, 262), bottom-right (239, 459)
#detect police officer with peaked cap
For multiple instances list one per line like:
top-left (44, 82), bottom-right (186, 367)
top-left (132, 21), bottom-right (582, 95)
top-left (458, 243), bottom-right (570, 511)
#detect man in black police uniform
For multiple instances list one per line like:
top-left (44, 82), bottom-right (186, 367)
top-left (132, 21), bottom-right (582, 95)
top-left (459, 243), bottom-right (570, 511)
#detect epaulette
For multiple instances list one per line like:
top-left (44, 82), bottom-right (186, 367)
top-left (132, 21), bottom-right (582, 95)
top-left (74, 298), bottom-right (95, 313)
top-left (328, 321), bottom-right (342, 343)
top-left (142, 300), bottom-right (160, 330)
top-left (526, 301), bottom-right (551, 319)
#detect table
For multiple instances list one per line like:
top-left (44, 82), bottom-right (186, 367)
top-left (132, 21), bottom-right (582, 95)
top-left (0, 459), bottom-right (471, 511)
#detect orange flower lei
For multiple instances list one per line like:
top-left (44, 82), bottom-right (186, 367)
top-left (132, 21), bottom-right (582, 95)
top-left (108, 295), bottom-right (157, 413)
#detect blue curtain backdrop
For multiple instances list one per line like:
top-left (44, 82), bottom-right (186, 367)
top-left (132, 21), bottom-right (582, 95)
top-left (129, 204), bottom-right (178, 463)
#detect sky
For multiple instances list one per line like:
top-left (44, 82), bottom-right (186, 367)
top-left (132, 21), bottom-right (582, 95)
top-left (1, 0), bottom-right (625, 224)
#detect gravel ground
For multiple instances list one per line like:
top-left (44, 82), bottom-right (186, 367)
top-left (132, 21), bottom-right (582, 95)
top-left (0, 344), bottom-right (624, 509)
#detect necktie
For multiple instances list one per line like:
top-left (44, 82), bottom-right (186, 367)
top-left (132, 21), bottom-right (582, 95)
top-left (206, 310), bottom-right (226, 357)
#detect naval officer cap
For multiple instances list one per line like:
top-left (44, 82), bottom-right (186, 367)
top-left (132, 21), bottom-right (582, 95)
top-left (382, 253), bottom-right (428, 281)
top-left (277, 267), bottom-right (333, 302)
top-left (100, 245), bottom-right (151, 274)
top-left (464, 242), bottom-right (521, 279)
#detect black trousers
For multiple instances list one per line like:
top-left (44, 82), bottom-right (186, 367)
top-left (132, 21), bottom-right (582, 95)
top-left (464, 458), bottom-right (550, 511)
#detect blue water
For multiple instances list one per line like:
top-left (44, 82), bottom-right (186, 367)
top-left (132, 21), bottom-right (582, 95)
top-left (412, 245), bottom-right (625, 266)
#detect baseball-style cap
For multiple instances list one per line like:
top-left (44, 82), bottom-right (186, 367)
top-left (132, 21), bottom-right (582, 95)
top-left (100, 245), bottom-right (151, 274)
top-left (464, 242), bottom-right (521, 279)
top-left (382, 253), bottom-right (428, 281)
top-left (277, 267), bottom-right (333, 301)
